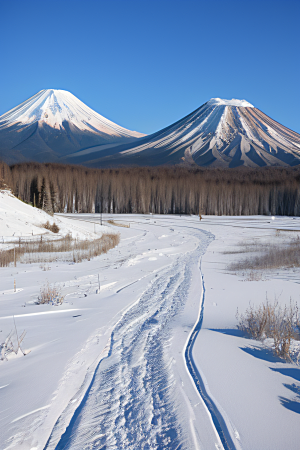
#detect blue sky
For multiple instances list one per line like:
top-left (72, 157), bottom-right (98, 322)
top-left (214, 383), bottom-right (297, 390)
top-left (1, 0), bottom-right (299, 134)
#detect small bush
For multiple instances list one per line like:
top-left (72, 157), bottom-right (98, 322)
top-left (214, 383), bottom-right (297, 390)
top-left (42, 221), bottom-right (60, 233)
top-left (237, 299), bottom-right (300, 361)
top-left (37, 281), bottom-right (64, 305)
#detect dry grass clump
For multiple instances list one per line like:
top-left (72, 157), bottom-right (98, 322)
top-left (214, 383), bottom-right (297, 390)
top-left (69, 233), bottom-right (120, 263)
top-left (229, 237), bottom-right (300, 272)
top-left (0, 233), bottom-right (120, 267)
top-left (237, 299), bottom-right (300, 361)
top-left (244, 271), bottom-right (263, 281)
top-left (1, 320), bottom-right (26, 361)
top-left (37, 281), bottom-right (64, 305)
top-left (107, 219), bottom-right (130, 228)
top-left (42, 221), bottom-right (60, 233)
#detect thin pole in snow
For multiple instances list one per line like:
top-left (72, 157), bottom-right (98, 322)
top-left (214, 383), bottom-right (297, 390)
top-left (98, 274), bottom-right (100, 293)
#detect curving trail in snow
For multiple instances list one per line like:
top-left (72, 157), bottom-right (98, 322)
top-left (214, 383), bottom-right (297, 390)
top-left (43, 220), bottom-right (237, 450)
top-left (184, 270), bottom-right (237, 450)
top-left (47, 264), bottom-right (189, 449)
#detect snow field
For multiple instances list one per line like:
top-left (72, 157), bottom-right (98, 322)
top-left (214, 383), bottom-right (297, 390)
top-left (0, 206), bottom-right (300, 449)
top-left (0, 213), bottom-right (210, 449)
top-left (197, 215), bottom-right (300, 450)
top-left (44, 226), bottom-right (224, 450)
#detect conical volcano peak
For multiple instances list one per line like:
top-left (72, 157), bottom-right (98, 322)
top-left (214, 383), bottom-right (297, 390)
top-left (78, 96), bottom-right (299, 169)
top-left (207, 98), bottom-right (254, 108)
top-left (0, 89), bottom-right (144, 138)
top-left (0, 89), bottom-right (145, 164)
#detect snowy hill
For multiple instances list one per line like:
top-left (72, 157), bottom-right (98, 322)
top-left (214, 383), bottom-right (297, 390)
top-left (69, 97), bottom-right (300, 168)
top-left (0, 190), bottom-right (110, 246)
top-left (0, 89), bottom-right (145, 164)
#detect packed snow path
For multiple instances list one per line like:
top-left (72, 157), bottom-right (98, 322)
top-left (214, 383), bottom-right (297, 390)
top-left (44, 217), bottom-right (234, 450)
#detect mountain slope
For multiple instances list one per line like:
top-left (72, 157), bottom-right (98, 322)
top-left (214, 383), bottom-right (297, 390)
top-left (67, 98), bottom-right (300, 168)
top-left (0, 89), bottom-right (145, 164)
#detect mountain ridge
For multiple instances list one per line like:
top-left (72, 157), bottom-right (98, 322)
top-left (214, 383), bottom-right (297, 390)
top-left (1, 91), bottom-right (299, 168)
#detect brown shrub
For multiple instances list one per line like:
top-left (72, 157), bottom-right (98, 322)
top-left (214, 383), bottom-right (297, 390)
top-left (42, 221), bottom-right (60, 233)
top-left (37, 281), bottom-right (64, 305)
top-left (237, 299), bottom-right (300, 361)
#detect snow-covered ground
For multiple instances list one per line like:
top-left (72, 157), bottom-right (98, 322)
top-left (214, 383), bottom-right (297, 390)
top-left (195, 216), bottom-right (300, 450)
top-left (0, 194), bottom-right (300, 449)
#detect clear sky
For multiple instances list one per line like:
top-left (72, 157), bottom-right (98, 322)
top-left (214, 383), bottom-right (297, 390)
top-left (1, 0), bottom-right (299, 134)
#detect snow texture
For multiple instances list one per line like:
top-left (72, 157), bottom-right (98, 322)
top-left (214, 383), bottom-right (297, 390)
top-left (0, 196), bottom-right (300, 449)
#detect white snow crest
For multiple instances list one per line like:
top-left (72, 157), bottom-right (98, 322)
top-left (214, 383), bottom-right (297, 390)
top-left (207, 98), bottom-right (254, 108)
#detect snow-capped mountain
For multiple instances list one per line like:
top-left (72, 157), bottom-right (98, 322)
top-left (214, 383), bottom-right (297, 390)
top-left (0, 89), bottom-right (145, 164)
top-left (66, 97), bottom-right (300, 168)
top-left (1, 94), bottom-right (299, 168)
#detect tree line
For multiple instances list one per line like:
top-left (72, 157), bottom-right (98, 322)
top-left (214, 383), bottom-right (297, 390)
top-left (1, 160), bottom-right (300, 216)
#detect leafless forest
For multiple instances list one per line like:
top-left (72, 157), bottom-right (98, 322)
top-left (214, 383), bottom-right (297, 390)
top-left (1, 161), bottom-right (300, 216)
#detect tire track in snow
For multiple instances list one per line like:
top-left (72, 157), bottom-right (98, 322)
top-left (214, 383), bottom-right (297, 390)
top-left (184, 266), bottom-right (237, 450)
top-left (44, 223), bottom-right (237, 450)
top-left (45, 246), bottom-right (201, 450)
